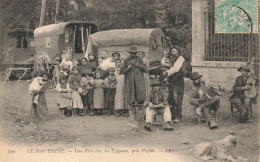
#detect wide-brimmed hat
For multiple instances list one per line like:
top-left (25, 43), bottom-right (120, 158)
top-left (112, 52), bottom-right (120, 56)
top-left (190, 72), bottom-right (202, 80)
top-left (150, 78), bottom-right (161, 86)
top-left (128, 45), bottom-right (138, 53)
top-left (237, 66), bottom-right (250, 72)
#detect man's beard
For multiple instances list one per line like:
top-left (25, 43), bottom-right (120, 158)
top-left (193, 81), bottom-right (200, 86)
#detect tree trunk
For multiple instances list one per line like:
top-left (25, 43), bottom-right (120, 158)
top-left (55, 0), bottom-right (60, 24)
top-left (39, 0), bottom-right (47, 27)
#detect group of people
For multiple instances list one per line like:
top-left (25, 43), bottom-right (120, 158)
top-left (28, 45), bottom-right (256, 132)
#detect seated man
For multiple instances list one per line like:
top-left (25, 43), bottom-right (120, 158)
top-left (144, 78), bottom-right (173, 131)
top-left (189, 72), bottom-right (219, 129)
top-left (230, 66), bottom-right (252, 123)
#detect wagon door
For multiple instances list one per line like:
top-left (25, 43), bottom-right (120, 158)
top-left (14, 32), bottom-right (34, 64)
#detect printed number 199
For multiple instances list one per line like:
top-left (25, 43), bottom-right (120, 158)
top-left (8, 150), bottom-right (15, 154)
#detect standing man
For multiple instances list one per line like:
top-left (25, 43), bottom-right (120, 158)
top-left (163, 46), bottom-right (186, 123)
top-left (121, 45), bottom-right (148, 127)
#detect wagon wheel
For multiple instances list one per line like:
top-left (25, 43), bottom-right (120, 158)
top-left (36, 56), bottom-right (50, 73)
top-left (51, 65), bottom-right (60, 88)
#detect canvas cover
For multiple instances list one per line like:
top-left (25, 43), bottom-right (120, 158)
top-left (88, 28), bottom-right (164, 47)
top-left (34, 21), bottom-right (97, 38)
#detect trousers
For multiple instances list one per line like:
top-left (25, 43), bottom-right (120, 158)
top-left (231, 97), bottom-right (251, 118)
top-left (145, 106), bottom-right (171, 124)
top-left (168, 77), bottom-right (184, 119)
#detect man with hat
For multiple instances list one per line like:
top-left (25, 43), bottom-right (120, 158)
top-left (121, 45), bottom-right (148, 126)
top-left (189, 72), bottom-right (220, 129)
top-left (163, 46), bottom-right (186, 123)
top-left (144, 78), bottom-right (173, 131)
top-left (230, 66), bottom-right (252, 123)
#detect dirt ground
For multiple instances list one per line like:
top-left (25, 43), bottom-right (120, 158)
top-left (0, 75), bottom-right (259, 161)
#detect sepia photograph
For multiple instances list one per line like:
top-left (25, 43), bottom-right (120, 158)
top-left (0, 0), bottom-right (259, 161)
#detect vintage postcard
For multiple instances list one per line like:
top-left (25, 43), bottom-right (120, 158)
top-left (0, 0), bottom-right (259, 162)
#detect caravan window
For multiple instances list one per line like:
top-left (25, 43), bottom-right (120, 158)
top-left (16, 34), bottom-right (28, 49)
top-left (46, 36), bottom-right (51, 47)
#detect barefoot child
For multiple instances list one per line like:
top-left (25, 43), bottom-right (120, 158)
top-left (56, 75), bottom-right (71, 119)
top-left (80, 72), bottom-right (95, 116)
top-left (70, 78), bottom-right (83, 117)
top-left (105, 67), bottom-right (117, 115)
top-left (93, 71), bottom-right (106, 115)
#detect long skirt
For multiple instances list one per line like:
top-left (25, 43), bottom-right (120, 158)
top-left (58, 92), bottom-right (71, 109)
top-left (30, 93), bottom-right (49, 122)
top-left (114, 74), bottom-right (126, 110)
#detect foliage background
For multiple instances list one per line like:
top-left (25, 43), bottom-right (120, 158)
top-left (0, 0), bottom-right (192, 64)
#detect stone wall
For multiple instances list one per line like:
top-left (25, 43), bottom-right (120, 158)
top-left (191, 0), bottom-right (246, 91)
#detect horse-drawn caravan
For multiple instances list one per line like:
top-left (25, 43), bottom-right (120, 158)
top-left (34, 21), bottom-right (98, 72)
top-left (2, 28), bottom-right (35, 83)
top-left (86, 28), bottom-right (165, 75)
top-left (3, 21), bottom-right (98, 83)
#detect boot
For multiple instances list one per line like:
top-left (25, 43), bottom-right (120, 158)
top-left (79, 108), bottom-right (87, 116)
top-left (164, 121), bottom-right (173, 130)
top-left (208, 120), bottom-right (218, 129)
top-left (144, 122), bottom-right (152, 131)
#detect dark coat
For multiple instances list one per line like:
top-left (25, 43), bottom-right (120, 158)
top-left (121, 56), bottom-right (148, 104)
top-left (230, 75), bottom-right (248, 101)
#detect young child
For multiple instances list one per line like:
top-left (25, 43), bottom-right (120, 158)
top-left (29, 71), bottom-right (48, 105)
top-left (60, 53), bottom-right (73, 75)
top-left (87, 53), bottom-right (98, 72)
top-left (160, 49), bottom-right (172, 86)
top-left (68, 66), bottom-right (81, 85)
top-left (111, 52), bottom-right (121, 68)
top-left (80, 72), bottom-right (95, 116)
top-left (104, 67), bottom-right (117, 115)
top-left (97, 50), bottom-right (113, 79)
top-left (56, 75), bottom-right (71, 119)
top-left (72, 59), bottom-right (79, 69)
top-left (70, 78), bottom-right (83, 117)
top-left (93, 71), bottom-right (106, 115)
top-left (114, 59), bottom-right (126, 116)
top-left (79, 58), bottom-right (92, 76)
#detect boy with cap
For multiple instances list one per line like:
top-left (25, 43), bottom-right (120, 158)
top-left (230, 66), bottom-right (252, 123)
top-left (189, 72), bottom-right (220, 129)
top-left (144, 78), bottom-right (173, 131)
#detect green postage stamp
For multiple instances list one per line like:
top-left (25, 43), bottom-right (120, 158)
top-left (215, 0), bottom-right (259, 33)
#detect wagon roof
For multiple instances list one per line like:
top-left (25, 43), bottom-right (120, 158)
top-left (34, 21), bottom-right (97, 38)
top-left (89, 28), bottom-right (164, 47)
